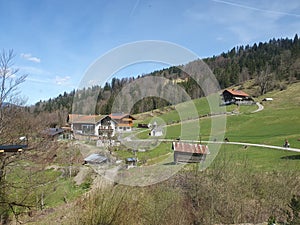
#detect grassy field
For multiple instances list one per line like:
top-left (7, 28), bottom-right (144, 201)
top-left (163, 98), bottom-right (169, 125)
top-left (210, 144), bottom-right (300, 172)
top-left (121, 82), bottom-right (300, 169)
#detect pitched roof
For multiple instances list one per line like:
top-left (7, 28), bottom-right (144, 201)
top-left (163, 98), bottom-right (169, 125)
top-left (68, 114), bottom-right (106, 124)
top-left (172, 142), bottom-right (209, 154)
top-left (43, 128), bottom-right (64, 136)
top-left (224, 89), bottom-right (249, 97)
top-left (84, 153), bottom-right (107, 164)
top-left (109, 113), bottom-right (136, 120)
top-left (0, 144), bottom-right (27, 152)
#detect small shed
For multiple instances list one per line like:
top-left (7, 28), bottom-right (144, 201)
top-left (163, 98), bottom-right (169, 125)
top-left (0, 144), bottom-right (28, 153)
top-left (84, 153), bottom-right (107, 165)
top-left (42, 128), bottom-right (65, 140)
top-left (172, 142), bottom-right (209, 163)
top-left (150, 126), bottom-right (163, 137)
top-left (262, 97), bottom-right (273, 101)
top-left (138, 123), bottom-right (149, 128)
top-left (125, 157), bottom-right (137, 168)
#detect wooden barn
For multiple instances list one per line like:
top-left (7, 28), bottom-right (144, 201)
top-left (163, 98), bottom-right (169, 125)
top-left (222, 89), bottom-right (254, 105)
top-left (172, 142), bottom-right (209, 163)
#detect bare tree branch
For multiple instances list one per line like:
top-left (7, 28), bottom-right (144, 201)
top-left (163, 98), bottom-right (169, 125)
top-left (0, 49), bottom-right (27, 109)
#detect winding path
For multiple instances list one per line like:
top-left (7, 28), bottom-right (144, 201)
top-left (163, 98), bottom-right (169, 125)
top-left (252, 102), bottom-right (264, 113)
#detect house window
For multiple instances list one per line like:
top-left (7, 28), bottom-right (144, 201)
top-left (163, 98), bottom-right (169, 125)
top-left (82, 125), bottom-right (94, 134)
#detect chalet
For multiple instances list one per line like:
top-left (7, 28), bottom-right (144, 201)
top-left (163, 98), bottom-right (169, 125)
top-left (67, 113), bottom-right (135, 137)
top-left (172, 142), bottom-right (209, 163)
top-left (97, 115), bottom-right (117, 137)
top-left (109, 113), bottom-right (136, 132)
top-left (222, 89), bottom-right (254, 105)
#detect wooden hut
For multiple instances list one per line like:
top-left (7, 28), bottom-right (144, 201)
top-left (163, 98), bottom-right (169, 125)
top-left (172, 142), bottom-right (209, 163)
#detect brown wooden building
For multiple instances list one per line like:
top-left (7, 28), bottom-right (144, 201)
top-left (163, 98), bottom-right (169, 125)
top-left (222, 89), bottom-right (254, 105)
top-left (172, 142), bottom-right (209, 163)
top-left (109, 113), bottom-right (136, 132)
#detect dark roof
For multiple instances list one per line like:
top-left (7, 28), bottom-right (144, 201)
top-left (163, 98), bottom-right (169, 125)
top-left (0, 144), bottom-right (28, 152)
top-left (126, 157), bottom-right (137, 162)
top-left (172, 142), bottom-right (209, 154)
top-left (45, 128), bottom-right (64, 136)
top-left (98, 115), bottom-right (118, 124)
top-left (223, 89), bottom-right (249, 97)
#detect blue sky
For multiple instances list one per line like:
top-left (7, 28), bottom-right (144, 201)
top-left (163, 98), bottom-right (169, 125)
top-left (1, 0), bottom-right (300, 105)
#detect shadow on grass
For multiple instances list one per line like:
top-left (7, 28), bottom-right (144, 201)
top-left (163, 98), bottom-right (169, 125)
top-left (281, 155), bottom-right (300, 160)
top-left (163, 162), bottom-right (176, 165)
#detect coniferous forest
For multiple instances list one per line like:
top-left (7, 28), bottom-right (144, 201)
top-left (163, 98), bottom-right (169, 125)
top-left (32, 35), bottom-right (300, 116)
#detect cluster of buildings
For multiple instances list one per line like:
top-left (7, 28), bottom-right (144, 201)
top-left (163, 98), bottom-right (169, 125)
top-left (53, 88), bottom-right (255, 165)
top-left (67, 113), bottom-right (136, 138)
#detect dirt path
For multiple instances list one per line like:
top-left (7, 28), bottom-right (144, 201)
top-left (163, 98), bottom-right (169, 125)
top-left (252, 102), bottom-right (264, 113)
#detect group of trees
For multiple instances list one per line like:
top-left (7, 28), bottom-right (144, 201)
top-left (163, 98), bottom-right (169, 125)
top-left (32, 34), bottom-right (300, 116)
top-left (205, 34), bottom-right (300, 92)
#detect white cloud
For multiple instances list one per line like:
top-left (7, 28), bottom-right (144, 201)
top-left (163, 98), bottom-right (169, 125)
top-left (20, 53), bottom-right (41, 63)
top-left (55, 75), bottom-right (71, 85)
top-left (185, 0), bottom-right (300, 45)
top-left (212, 0), bottom-right (300, 18)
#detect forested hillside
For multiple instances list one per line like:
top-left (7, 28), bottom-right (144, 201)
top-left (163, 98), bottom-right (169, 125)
top-left (32, 34), bottom-right (300, 116)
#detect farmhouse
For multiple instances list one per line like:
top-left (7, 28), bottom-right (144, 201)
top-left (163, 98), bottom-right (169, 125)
top-left (97, 115), bottom-right (117, 137)
top-left (172, 142), bottom-right (209, 163)
top-left (67, 114), bottom-right (103, 135)
top-left (222, 89), bottom-right (254, 105)
top-left (67, 113), bottom-right (136, 137)
top-left (109, 113), bottom-right (136, 132)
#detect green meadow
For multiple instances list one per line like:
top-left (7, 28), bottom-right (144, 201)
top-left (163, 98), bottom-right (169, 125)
top-left (129, 82), bottom-right (300, 170)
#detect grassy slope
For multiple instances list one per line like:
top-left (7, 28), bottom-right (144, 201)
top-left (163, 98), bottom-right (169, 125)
top-left (130, 82), bottom-right (300, 169)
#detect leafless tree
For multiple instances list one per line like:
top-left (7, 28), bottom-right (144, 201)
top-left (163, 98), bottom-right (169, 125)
top-left (0, 49), bottom-right (29, 223)
top-left (0, 49), bottom-right (27, 122)
top-left (256, 65), bottom-right (275, 95)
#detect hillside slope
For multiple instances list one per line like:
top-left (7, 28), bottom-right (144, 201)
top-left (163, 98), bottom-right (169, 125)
top-left (32, 35), bottom-right (300, 117)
